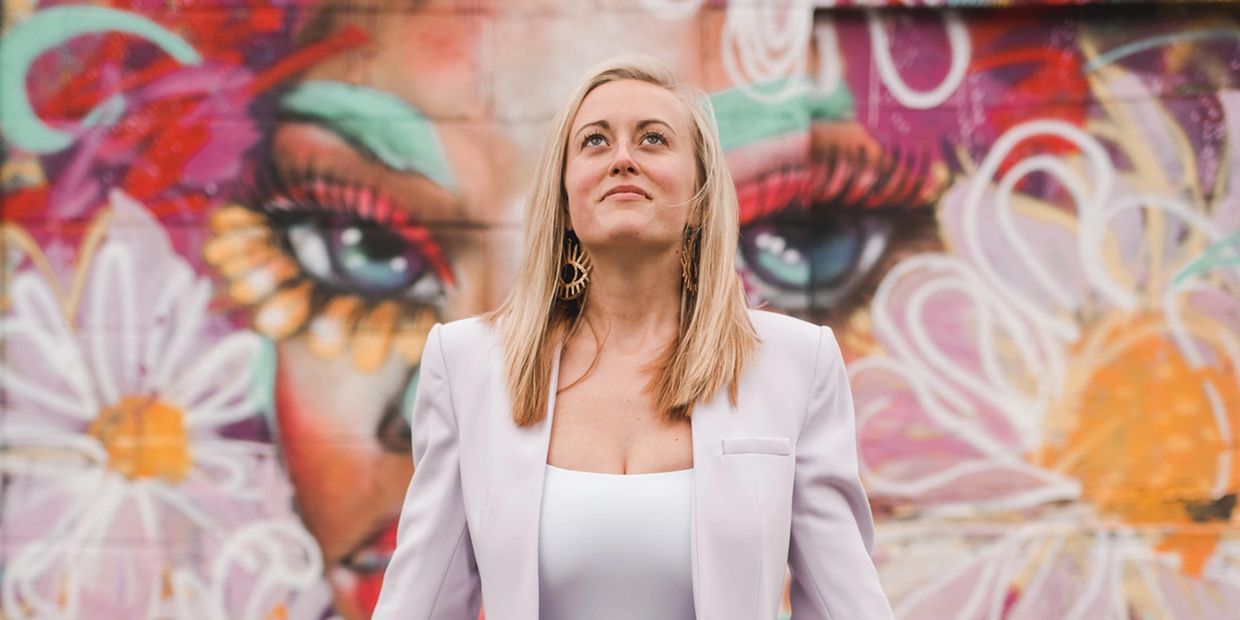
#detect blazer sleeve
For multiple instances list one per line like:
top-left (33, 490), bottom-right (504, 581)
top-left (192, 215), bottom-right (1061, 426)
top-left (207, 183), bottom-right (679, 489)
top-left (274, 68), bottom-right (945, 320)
top-left (372, 323), bottom-right (482, 620)
top-left (787, 326), bottom-right (895, 620)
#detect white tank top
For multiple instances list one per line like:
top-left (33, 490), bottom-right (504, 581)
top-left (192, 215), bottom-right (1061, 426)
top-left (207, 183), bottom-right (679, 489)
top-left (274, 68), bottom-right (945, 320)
top-left (538, 464), bottom-right (696, 620)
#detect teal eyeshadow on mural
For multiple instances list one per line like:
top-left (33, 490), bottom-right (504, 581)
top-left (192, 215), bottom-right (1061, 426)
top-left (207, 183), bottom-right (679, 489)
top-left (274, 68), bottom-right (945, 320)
top-left (401, 368), bottom-right (421, 426)
top-left (709, 77), bottom-right (855, 152)
top-left (0, 6), bottom-right (202, 153)
top-left (279, 81), bottom-right (458, 191)
top-left (252, 336), bottom-right (280, 439)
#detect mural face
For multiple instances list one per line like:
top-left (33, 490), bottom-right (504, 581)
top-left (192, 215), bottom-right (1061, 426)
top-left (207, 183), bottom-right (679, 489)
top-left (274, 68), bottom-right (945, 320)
top-left (2, 1), bottom-right (1239, 619)
top-left (233, 7), bottom-right (506, 616)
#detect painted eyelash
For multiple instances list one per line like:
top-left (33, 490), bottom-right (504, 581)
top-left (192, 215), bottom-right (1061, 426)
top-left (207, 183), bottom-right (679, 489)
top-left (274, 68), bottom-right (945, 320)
top-left (248, 164), bottom-right (402, 225)
top-left (736, 146), bottom-right (946, 226)
top-left (243, 164), bottom-right (455, 287)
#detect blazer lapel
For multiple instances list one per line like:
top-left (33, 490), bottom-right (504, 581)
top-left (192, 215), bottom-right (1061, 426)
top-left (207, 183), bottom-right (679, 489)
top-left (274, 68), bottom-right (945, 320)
top-left (480, 341), bottom-right (562, 620)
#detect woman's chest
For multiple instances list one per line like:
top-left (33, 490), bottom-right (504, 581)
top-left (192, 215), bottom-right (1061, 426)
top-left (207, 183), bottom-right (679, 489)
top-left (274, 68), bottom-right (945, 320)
top-left (547, 385), bottom-right (694, 474)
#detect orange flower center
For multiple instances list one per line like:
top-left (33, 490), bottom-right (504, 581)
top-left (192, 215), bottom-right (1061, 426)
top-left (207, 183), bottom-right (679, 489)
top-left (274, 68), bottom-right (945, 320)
top-left (1037, 315), bottom-right (1240, 576)
top-left (89, 395), bottom-right (191, 482)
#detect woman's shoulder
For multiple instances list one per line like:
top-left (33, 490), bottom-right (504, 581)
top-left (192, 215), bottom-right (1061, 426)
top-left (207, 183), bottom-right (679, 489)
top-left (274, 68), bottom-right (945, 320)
top-left (743, 309), bottom-right (843, 395)
top-left (430, 315), bottom-right (503, 362)
top-left (746, 308), bottom-right (832, 350)
top-left (437, 314), bottom-right (497, 339)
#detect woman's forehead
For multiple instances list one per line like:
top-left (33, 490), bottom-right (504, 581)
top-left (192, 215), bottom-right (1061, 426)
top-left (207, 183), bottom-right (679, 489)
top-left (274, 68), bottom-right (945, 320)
top-left (572, 80), bottom-right (692, 132)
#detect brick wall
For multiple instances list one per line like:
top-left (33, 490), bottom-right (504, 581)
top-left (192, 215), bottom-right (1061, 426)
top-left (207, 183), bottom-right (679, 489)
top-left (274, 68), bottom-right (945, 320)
top-left (2, 1), bottom-right (1238, 617)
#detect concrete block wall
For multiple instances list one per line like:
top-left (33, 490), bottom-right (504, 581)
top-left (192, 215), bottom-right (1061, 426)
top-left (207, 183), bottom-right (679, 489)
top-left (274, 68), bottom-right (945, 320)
top-left (2, 0), bottom-right (1238, 617)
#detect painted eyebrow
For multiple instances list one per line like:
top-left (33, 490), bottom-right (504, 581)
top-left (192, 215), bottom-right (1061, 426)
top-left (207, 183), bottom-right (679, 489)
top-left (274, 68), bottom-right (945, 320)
top-left (279, 80), bottom-right (457, 190)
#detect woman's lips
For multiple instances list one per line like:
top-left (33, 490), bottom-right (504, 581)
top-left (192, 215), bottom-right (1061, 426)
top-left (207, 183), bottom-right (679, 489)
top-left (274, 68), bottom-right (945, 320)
top-left (604, 190), bottom-right (647, 200)
top-left (602, 184), bottom-right (649, 200)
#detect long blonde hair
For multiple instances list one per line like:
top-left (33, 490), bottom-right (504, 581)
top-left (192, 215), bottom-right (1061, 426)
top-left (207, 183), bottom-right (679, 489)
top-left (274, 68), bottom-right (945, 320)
top-left (485, 55), bottom-right (758, 427)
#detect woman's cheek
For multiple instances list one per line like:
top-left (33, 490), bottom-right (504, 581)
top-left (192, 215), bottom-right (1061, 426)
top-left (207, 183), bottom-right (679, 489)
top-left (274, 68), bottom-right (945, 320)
top-left (563, 160), bottom-right (598, 226)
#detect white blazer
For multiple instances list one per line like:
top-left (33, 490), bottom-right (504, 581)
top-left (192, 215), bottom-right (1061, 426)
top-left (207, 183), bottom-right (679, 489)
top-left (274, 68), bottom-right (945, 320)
top-left (372, 310), bottom-right (894, 620)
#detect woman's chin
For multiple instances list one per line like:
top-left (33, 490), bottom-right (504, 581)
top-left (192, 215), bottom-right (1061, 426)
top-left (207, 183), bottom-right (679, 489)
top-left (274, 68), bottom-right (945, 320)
top-left (581, 221), bottom-right (681, 248)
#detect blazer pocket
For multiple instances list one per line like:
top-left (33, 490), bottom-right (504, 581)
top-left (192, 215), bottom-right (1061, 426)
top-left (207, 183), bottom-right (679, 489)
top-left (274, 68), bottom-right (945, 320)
top-left (721, 436), bottom-right (792, 456)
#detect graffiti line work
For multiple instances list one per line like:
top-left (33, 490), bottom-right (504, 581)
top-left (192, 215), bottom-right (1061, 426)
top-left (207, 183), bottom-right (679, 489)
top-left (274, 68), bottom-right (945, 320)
top-left (3, 0), bottom-right (1239, 618)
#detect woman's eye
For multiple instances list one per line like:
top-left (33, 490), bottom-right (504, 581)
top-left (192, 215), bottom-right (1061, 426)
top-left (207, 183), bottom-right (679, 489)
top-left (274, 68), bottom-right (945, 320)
top-left (641, 132), bottom-right (668, 146)
top-left (583, 133), bottom-right (607, 148)
top-left (285, 216), bottom-right (442, 300)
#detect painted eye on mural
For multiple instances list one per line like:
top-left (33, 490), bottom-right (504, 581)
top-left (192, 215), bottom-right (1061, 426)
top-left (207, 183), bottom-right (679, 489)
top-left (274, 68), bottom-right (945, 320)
top-left (375, 399), bottom-right (413, 454)
top-left (735, 146), bottom-right (942, 319)
top-left (253, 170), bottom-right (453, 304)
top-left (739, 217), bottom-right (890, 298)
top-left (279, 205), bottom-right (444, 302)
top-left (205, 167), bottom-right (445, 371)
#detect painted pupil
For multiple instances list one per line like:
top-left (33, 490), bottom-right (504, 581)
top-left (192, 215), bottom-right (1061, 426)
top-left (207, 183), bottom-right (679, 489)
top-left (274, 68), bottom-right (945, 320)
top-left (282, 213), bottom-right (428, 295)
top-left (741, 222), bottom-right (862, 290)
top-left (328, 222), bottom-right (424, 293)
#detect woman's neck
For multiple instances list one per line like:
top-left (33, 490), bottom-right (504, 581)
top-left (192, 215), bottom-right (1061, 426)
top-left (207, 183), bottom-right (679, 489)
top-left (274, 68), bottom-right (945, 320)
top-left (577, 248), bottom-right (682, 354)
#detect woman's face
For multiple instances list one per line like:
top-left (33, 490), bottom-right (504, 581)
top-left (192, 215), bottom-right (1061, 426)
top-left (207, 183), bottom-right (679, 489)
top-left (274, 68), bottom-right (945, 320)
top-left (563, 80), bottom-right (699, 251)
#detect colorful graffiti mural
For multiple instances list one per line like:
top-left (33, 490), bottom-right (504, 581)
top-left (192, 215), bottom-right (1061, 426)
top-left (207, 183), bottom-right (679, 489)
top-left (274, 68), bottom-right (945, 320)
top-left (2, 0), bottom-right (1238, 618)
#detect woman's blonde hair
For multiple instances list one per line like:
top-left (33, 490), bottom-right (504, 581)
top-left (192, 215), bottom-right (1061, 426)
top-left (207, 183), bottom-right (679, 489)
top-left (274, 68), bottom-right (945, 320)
top-left (485, 55), bottom-right (758, 427)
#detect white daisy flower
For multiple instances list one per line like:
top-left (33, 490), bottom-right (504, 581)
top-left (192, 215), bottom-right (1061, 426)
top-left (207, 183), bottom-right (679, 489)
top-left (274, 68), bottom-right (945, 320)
top-left (0, 190), bottom-right (322, 618)
top-left (853, 69), bottom-right (1240, 618)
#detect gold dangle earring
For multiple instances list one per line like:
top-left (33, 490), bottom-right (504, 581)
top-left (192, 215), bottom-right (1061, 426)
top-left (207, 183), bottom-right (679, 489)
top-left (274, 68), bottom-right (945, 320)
top-left (680, 226), bottom-right (700, 295)
top-left (557, 230), bottom-right (591, 301)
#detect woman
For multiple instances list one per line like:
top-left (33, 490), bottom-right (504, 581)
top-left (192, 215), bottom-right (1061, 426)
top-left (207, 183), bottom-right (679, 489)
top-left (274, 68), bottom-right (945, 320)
top-left (372, 56), bottom-right (894, 620)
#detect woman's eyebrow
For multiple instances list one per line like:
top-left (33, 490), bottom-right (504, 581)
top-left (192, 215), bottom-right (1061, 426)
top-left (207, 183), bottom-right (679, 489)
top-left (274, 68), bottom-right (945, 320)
top-left (574, 119), bottom-right (675, 139)
top-left (278, 80), bottom-right (457, 191)
top-left (574, 120), bottom-right (610, 140)
top-left (636, 119), bottom-right (675, 134)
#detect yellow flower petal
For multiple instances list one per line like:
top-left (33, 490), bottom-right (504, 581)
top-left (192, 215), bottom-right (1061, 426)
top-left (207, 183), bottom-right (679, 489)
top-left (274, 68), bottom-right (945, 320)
top-left (208, 204), bottom-right (267, 234)
top-left (204, 228), bottom-right (271, 267)
top-left (307, 296), bottom-right (363, 359)
top-left (216, 243), bottom-right (280, 279)
top-left (254, 282), bottom-right (312, 340)
top-left (396, 308), bottom-right (438, 366)
top-left (351, 301), bottom-right (400, 372)
top-left (229, 255), bottom-right (299, 305)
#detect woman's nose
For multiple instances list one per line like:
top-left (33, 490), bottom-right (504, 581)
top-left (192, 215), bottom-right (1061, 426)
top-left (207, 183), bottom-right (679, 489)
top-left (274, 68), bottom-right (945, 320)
top-left (610, 144), bottom-right (638, 175)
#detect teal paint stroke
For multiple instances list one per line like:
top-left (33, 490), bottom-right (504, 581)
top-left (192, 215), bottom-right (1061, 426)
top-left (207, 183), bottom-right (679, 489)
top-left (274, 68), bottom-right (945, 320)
top-left (1086, 29), bottom-right (1240, 72)
top-left (710, 77), bottom-right (854, 152)
top-left (401, 367), bottom-right (421, 426)
top-left (280, 81), bottom-right (458, 191)
top-left (252, 335), bottom-right (280, 440)
top-left (0, 6), bottom-right (202, 153)
top-left (1172, 229), bottom-right (1240, 288)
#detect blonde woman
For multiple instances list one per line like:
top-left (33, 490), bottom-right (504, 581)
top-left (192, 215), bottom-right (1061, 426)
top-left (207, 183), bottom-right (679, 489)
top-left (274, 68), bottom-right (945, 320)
top-left (372, 56), bottom-right (894, 620)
